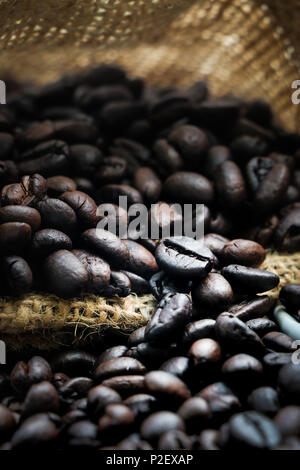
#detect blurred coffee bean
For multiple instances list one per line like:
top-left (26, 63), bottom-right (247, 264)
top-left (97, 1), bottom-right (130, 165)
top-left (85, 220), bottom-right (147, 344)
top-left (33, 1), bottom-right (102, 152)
top-left (68, 144), bottom-right (102, 177)
top-left (182, 319), bottom-right (216, 346)
top-left (1, 256), bottom-right (33, 295)
top-left (0, 205), bottom-right (41, 231)
top-left (247, 387), bottom-right (280, 416)
top-left (11, 413), bottom-right (59, 449)
top-left (192, 273), bottom-right (233, 314)
top-left (22, 381), bottom-right (59, 418)
top-left (215, 161), bottom-right (246, 210)
top-left (94, 357), bottom-right (146, 382)
top-left (221, 239), bottom-right (266, 267)
top-left (221, 265), bottom-right (279, 293)
top-left (31, 229), bottom-right (72, 257)
top-left (262, 331), bottom-right (296, 352)
top-left (140, 411), bottom-right (185, 442)
top-left (52, 351), bottom-right (95, 377)
top-left (47, 175), bottom-right (77, 197)
top-left (0, 222), bottom-right (31, 255)
top-left (10, 356), bottom-right (52, 395)
top-left (163, 171), bottom-right (214, 205)
top-left (280, 283), bottom-right (300, 310)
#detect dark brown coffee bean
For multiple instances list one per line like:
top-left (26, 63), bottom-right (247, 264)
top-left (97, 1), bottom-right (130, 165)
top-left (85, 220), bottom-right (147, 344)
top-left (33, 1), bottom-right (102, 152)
top-left (274, 406), bottom-right (300, 437)
top-left (120, 271), bottom-right (150, 295)
top-left (140, 411), bottom-right (185, 442)
top-left (274, 209), bottom-right (300, 251)
top-left (198, 382), bottom-right (241, 421)
top-left (43, 250), bottom-right (88, 298)
top-left (124, 240), bottom-right (158, 279)
top-left (94, 357), bottom-right (146, 382)
top-left (133, 167), bottom-right (162, 203)
top-left (144, 371), bottom-right (190, 404)
top-left (101, 376), bottom-right (146, 396)
top-left (159, 357), bottom-right (190, 380)
top-left (231, 134), bottom-right (269, 163)
top-left (72, 249), bottom-right (110, 294)
top-left (1, 256), bottom-right (33, 295)
top-left (145, 293), bottom-right (192, 342)
top-left (68, 144), bottom-right (102, 176)
top-left (209, 212), bottom-right (233, 236)
top-left (215, 161), bottom-right (246, 210)
top-left (36, 198), bottom-right (78, 235)
top-left (95, 156), bottom-right (127, 185)
top-left (246, 317), bottom-right (278, 337)
top-left (158, 430), bottom-right (193, 450)
top-left (215, 312), bottom-right (265, 355)
top-left (0, 222), bottom-right (31, 255)
top-left (0, 405), bottom-right (16, 440)
top-left (87, 385), bottom-right (121, 419)
top-left (222, 354), bottom-right (263, 388)
top-left (59, 190), bottom-right (99, 228)
top-left (178, 397), bottom-right (211, 433)
top-left (128, 327), bottom-right (146, 347)
top-left (81, 228), bottom-right (130, 269)
top-left (280, 283), bottom-right (300, 310)
top-left (156, 236), bottom-right (214, 278)
top-left (247, 387), bottom-right (280, 416)
top-left (153, 139), bottom-right (184, 173)
top-left (66, 419), bottom-right (100, 448)
top-left (221, 239), bottom-right (266, 267)
top-left (100, 183), bottom-right (143, 206)
top-left (203, 233), bottom-right (230, 257)
top-left (221, 265), bottom-right (279, 293)
top-left (182, 319), bottom-right (216, 346)
top-left (0, 206), bottom-right (41, 232)
top-left (163, 171), bottom-right (214, 205)
top-left (11, 356), bottom-right (52, 394)
top-left (31, 229), bottom-right (72, 257)
top-left (96, 346), bottom-right (128, 366)
top-left (192, 273), bottom-right (233, 314)
top-left (254, 163), bottom-right (290, 214)
top-left (98, 404), bottom-right (135, 440)
top-left (262, 331), bottom-right (296, 352)
top-left (189, 338), bottom-right (222, 370)
top-left (52, 350), bottom-right (95, 376)
top-left (246, 157), bottom-right (274, 192)
top-left (47, 175), bottom-right (77, 197)
top-left (168, 125), bottom-right (209, 164)
top-left (59, 377), bottom-right (93, 402)
top-left (123, 394), bottom-right (157, 420)
top-left (228, 295), bottom-right (274, 321)
top-left (22, 381), bottom-right (59, 418)
top-left (278, 363), bottom-right (300, 403)
top-left (103, 270), bottom-right (131, 297)
top-left (11, 413), bottom-right (59, 449)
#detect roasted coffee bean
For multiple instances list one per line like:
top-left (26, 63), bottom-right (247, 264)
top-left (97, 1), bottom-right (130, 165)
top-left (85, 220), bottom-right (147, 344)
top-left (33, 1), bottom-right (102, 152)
top-left (94, 357), bottom-right (146, 382)
top-left (1, 256), bottom-right (33, 295)
top-left (0, 404), bottom-right (16, 440)
top-left (10, 356), bottom-right (52, 394)
top-left (189, 338), bottom-right (222, 370)
top-left (22, 381), bottom-right (59, 418)
top-left (100, 183), bottom-right (143, 206)
top-left (274, 406), bottom-right (300, 437)
top-left (163, 172), bottom-right (214, 205)
top-left (95, 156), bottom-right (127, 184)
top-left (221, 265), bottom-right (279, 293)
top-left (73, 177), bottom-right (95, 195)
top-left (145, 293), bottom-right (192, 342)
top-left (59, 190), bottom-right (99, 228)
top-left (182, 319), bottom-right (216, 346)
top-left (228, 295), bottom-right (274, 321)
top-left (247, 387), bottom-right (280, 416)
top-left (47, 175), bottom-right (77, 197)
top-left (215, 161), bottom-right (246, 210)
top-left (116, 433), bottom-right (153, 450)
top-left (226, 411), bottom-right (281, 449)
top-left (43, 250), bottom-right (88, 297)
top-left (222, 354), bottom-right (263, 389)
top-left (73, 249), bottom-right (111, 294)
top-left (96, 346), bottom-right (128, 366)
top-left (123, 394), bottom-right (157, 420)
top-left (273, 208), bottom-right (300, 251)
top-left (209, 212), bottom-right (233, 236)
top-left (242, 215), bottom-right (279, 247)
top-left (68, 144), bottom-right (102, 177)
top-left (278, 363), bottom-right (300, 403)
top-left (0, 205), bottom-right (41, 232)
top-left (168, 125), bottom-right (209, 165)
top-left (158, 430), bottom-right (193, 450)
top-left (198, 429), bottom-right (220, 450)
top-left (280, 283), bottom-right (300, 310)
top-left (254, 163), bottom-right (290, 214)
top-left (124, 240), bottom-right (158, 279)
top-left (65, 420), bottom-right (100, 448)
top-left (11, 413), bottom-right (59, 449)
top-left (215, 312), bottom-right (265, 355)
top-left (36, 198), bottom-right (78, 235)
top-left (246, 157), bottom-right (274, 192)
top-left (159, 357), bottom-right (190, 381)
top-left (0, 222), bottom-right (31, 255)
top-left (221, 239), bottom-right (266, 267)
top-left (203, 233), bottom-right (229, 258)
top-left (120, 271), bottom-right (150, 295)
top-left (98, 404), bottom-right (135, 441)
top-left (153, 139), bottom-right (184, 173)
top-left (149, 271), bottom-right (190, 300)
top-left (203, 146), bottom-right (231, 178)
top-left (31, 229), bottom-right (72, 257)
top-left (246, 317), bottom-right (278, 337)
top-left (101, 375), bottom-right (146, 396)
top-left (230, 135), bottom-right (269, 163)
top-left (140, 411), bottom-right (185, 442)
top-left (128, 327), bottom-right (146, 347)
top-left (81, 228), bottom-right (129, 269)
top-left (156, 236), bottom-right (214, 279)
top-left (192, 273), bottom-right (233, 314)
top-left (134, 167), bottom-right (162, 203)
top-left (263, 352), bottom-right (293, 373)
top-left (262, 331), bottom-right (296, 352)
top-left (87, 385), bottom-right (121, 420)
top-left (150, 96), bottom-right (190, 127)
top-left (178, 397), bottom-right (211, 432)
top-left (52, 351), bottom-right (95, 377)
top-left (198, 382), bottom-right (241, 422)
top-left (103, 270), bottom-right (131, 297)
top-left (144, 371), bottom-right (190, 405)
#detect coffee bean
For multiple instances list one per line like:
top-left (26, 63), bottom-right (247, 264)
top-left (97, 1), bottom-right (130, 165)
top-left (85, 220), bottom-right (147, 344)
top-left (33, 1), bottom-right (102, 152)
top-left (100, 183), bottom-right (143, 206)
top-left (87, 385), bottom-right (121, 419)
top-left (94, 357), bottom-right (146, 382)
top-left (178, 397), bottom-right (211, 432)
top-left (95, 156), bottom-right (127, 185)
top-left (0, 222), bottom-right (31, 255)
top-left (134, 167), bottom-right (162, 203)
top-left (124, 240), bottom-right (158, 279)
top-left (103, 270), bottom-right (131, 297)
top-left (43, 250), bottom-right (88, 297)
top-left (120, 271), bottom-right (150, 295)
top-left (1, 256), bottom-right (33, 295)
top-left (123, 394), bottom-right (157, 420)
top-left (11, 413), bottom-right (59, 449)
top-left (159, 357), bottom-right (190, 381)
top-left (0, 405), bottom-right (16, 440)
top-left (215, 161), bottom-right (246, 210)
top-left (228, 295), bottom-right (274, 321)
top-left (11, 356), bottom-right (52, 394)
top-left (47, 175), bottom-right (77, 197)
top-left (280, 283), bottom-right (300, 310)
top-left (153, 139), bottom-right (184, 173)
top-left (221, 265), bottom-right (279, 293)
top-left (192, 273), bottom-right (233, 314)
top-left (198, 430), bottom-right (219, 450)
top-left (203, 146), bottom-right (231, 178)
top-left (168, 125), bottom-right (209, 165)
top-left (158, 430), bottom-right (193, 450)
top-left (144, 371), bottom-right (190, 405)
top-left (0, 205), bottom-right (41, 231)
top-left (59, 377), bottom-right (93, 402)
top-left (22, 381), bottom-right (59, 418)
top-left (52, 351), bottom-right (95, 377)
top-left (36, 198), bottom-right (78, 236)
top-left (222, 354), bottom-right (263, 388)
top-left (156, 236), bottom-right (214, 278)
top-left (262, 331), bottom-right (296, 352)
top-left (163, 172), bottom-right (214, 205)
top-left (278, 363), bottom-right (300, 403)
top-left (221, 239), bottom-right (266, 267)
top-left (140, 411), bottom-right (185, 442)
top-left (247, 387), bottom-right (280, 416)
top-left (274, 208), bottom-right (300, 251)
top-left (254, 163), bottom-right (290, 214)
top-left (149, 271), bottom-right (190, 300)
top-left (274, 406), bottom-right (300, 437)
top-left (68, 144), bottom-right (102, 177)
top-left (189, 339), bottom-right (222, 369)
top-left (182, 319), bottom-right (216, 346)
top-left (59, 190), bottom-right (99, 228)
top-left (98, 404), bottom-right (135, 440)
top-left (203, 233), bottom-right (229, 257)
top-left (101, 376), bottom-right (146, 396)
top-left (96, 346), bottom-right (128, 366)
top-left (73, 249), bottom-right (111, 294)
top-left (246, 317), bottom-right (278, 337)
top-left (81, 228), bottom-right (129, 269)
top-left (145, 293), bottom-right (192, 342)
top-left (31, 229), bottom-right (72, 257)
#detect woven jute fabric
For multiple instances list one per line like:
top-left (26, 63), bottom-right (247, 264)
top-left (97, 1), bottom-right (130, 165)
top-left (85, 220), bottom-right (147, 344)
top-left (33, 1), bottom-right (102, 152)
top-left (0, 251), bottom-right (299, 350)
top-left (0, 0), bottom-right (300, 130)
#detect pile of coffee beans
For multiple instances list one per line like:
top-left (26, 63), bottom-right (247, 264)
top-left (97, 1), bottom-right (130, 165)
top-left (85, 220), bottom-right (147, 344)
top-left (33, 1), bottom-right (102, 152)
top-left (0, 64), bottom-right (300, 449)
top-left (0, 282), bottom-right (300, 450)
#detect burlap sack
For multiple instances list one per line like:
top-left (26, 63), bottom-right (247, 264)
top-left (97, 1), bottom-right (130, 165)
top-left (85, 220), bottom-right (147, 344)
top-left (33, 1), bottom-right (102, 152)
top-left (0, 0), bottom-right (300, 348)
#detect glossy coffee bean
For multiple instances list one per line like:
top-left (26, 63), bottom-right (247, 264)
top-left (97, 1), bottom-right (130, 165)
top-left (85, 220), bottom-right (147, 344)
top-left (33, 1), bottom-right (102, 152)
top-left (59, 190), bottom-right (99, 228)
top-left (178, 397), bottom-right (211, 432)
top-left (203, 233), bottom-right (229, 258)
top-left (0, 222), bottom-right (31, 255)
top-left (278, 363), bottom-right (300, 403)
top-left (120, 271), bottom-right (150, 295)
top-left (168, 125), bottom-right (209, 164)
top-left (0, 205), bottom-right (41, 232)
top-left (59, 377), bottom-right (93, 402)
top-left (246, 317), bottom-right (278, 337)
top-left (198, 382), bottom-right (241, 422)
top-left (87, 385), bottom-right (121, 421)
top-left (228, 295), bottom-right (274, 321)
top-left (123, 240), bottom-right (158, 279)
top-left (81, 228), bottom-right (129, 269)
top-left (36, 198), bottom-right (78, 236)
top-left (31, 229), bottom-right (72, 257)
top-left (98, 404), bottom-right (135, 440)
top-left (221, 239), bottom-right (266, 268)
top-left (189, 338), bottom-right (222, 369)
top-left (73, 249), bottom-right (111, 294)
top-left (158, 430), bottom-right (193, 450)
top-left (22, 381), bottom-right (59, 418)
top-left (140, 411), bottom-right (185, 442)
top-left (192, 273), bottom-right (233, 314)
top-left (280, 283), bottom-right (300, 310)
top-left (222, 354), bottom-right (263, 389)
top-left (149, 271), bottom-right (191, 300)
top-left (262, 331), bottom-right (296, 352)
top-left (47, 175), bottom-right (77, 197)
top-left (145, 371), bottom-right (191, 404)
top-left (128, 327), bottom-right (146, 347)
top-left (1, 256), bottom-right (33, 295)
top-left (100, 184), bottom-right (143, 206)
top-left (274, 208), bottom-right (300, 251)
top-left (254, 163), bottom-right (290, 214)
top-left (215, 161), bottom-right (246, 210)
top-left (96, 346), bottom-right (128, 366)
top-left (182, 319), bottom-right (216, 346)
top-left (134, 167), bottom-right (162, 203)
top-left (10, 356), bottom-right (52, 394)
top-left (221, 265), bottom-right (279, 293)
top-left (274, 406), bottom-right (300, 437)
top-left (95, 156), bottom-right (127, 185)
top-left (145, 293), bottom-right (192, 342)
top-left (159, 357), bottom-right (190, 381)
top-left (94, 357), bottom-right (146, 382)
top-left (123, 394), bottom-right (157, 421)
top-left (101, 376), bottom-right (146, 396)
top-left (153, 138), bottom-right (184, 173)
top-left (163, 172), bottom-right (214, 205)
top-left (247, 387), bottom-right (280, 416)
top-left (11, 413), bottom-right (59, 449)
top-left (156, 236), bottom-right (214, 279)
top-left (103, 270), bottom-right (131, 297)
top-left (43, 250), bottom-right (88, 297)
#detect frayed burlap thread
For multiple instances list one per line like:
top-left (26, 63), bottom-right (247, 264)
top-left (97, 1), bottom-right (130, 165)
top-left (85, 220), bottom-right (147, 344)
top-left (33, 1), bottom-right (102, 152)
top-left (0, 252), bottom-right (299, 350)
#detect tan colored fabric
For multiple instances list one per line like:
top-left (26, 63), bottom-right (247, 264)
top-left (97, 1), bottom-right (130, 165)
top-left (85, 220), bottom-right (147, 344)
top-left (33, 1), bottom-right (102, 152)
top-left (0, 251), bottom-right (299, 349)
top-left (0, 0), bottom-right (300, 130)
